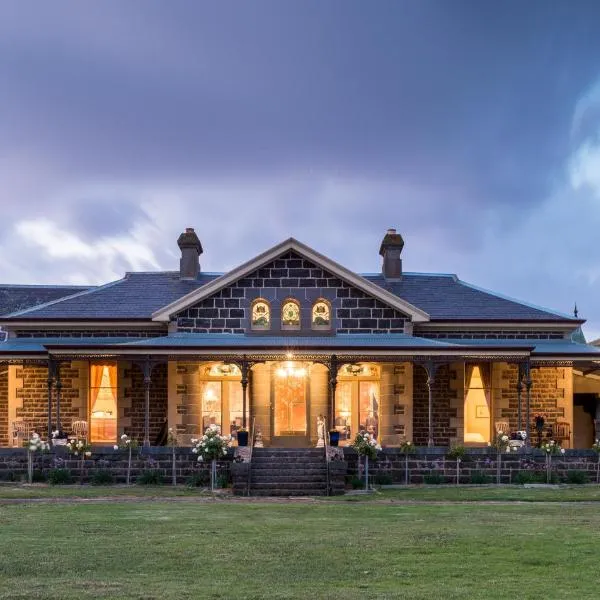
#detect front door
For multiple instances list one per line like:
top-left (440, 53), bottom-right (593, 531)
top-left (271, 362), bottom-right (308, 446)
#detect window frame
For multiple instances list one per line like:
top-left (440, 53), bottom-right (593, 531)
top-left (250, 298), bottom-right (271, 331)
top-left (311, 298), bottom-right (332, 331)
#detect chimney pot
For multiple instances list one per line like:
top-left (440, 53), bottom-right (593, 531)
top-left (177, 227), bottom-right (203, 279)
top-left (379, 228), bottom-right (404, 280)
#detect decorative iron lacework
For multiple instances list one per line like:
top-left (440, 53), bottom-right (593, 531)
top-left (415, 330), bottom-right (565, 340)
top-left (281, 300), bottom-right (300, 328)
top-left (312, 300), bottom-right (331, 328)
top-left (251, 300), bottom-right (270, 330)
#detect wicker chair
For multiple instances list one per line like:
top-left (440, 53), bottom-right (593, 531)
top-left (494, 420), bottom-right (510, 436)
top-left (11, 420), bottom-right (30, 447)
top-left (552, 419), bottom-right (571, 449)
top-left (71, 420), bottom-right (89, 443)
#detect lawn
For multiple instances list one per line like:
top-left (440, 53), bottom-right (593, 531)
top-left (1, 494), bottom-right (600, 599)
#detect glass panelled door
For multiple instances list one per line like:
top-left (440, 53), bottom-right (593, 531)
top-left (273, 363), bottom-right (307, 436)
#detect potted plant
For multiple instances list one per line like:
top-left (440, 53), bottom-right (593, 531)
top-left (236, 428), bottom-right (249, 447)
top-left (51, 429), bottom-right (68, 447)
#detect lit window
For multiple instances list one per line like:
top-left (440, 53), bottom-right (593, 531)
top-left (281, 299), bottom-right (301, 329)
top-left (251, 299), bottom-right (270, 330)
top-left (89, 364), bottom-right (118, 444)
top-left (312, 300), bottom-right (331, 330)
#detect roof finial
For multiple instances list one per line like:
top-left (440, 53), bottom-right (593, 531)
top-left (573, 302), bottom-right (578, 318)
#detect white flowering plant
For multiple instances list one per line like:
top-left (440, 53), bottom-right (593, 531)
top-left (351, 431), bottom-right (381, 460)
top-left (113, 434), bottom-right (139, 452)
top-left (399, 440), bottom-right (415, 454)
top-left (66, 438), bottom-right (91, 458)
top-left (191, 424), bottom-right (231, 462)
top-left (491, 432), bottom-right (511, 453)
top-left (592, 439), bottom-right (600, 454)
top-left (25, 432), bottom-right (50, 453)
top-left (541, 440), bottom-right (565, 456)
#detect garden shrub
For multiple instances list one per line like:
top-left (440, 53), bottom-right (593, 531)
top-left (350, 475), bottom-right (364, 489)
top-left (137, 470), bottom-right (163, 485)
top-left (469, 471), bottom-right (492, 484)
top-left (564, 470), bottom-right (589, 484)
top-left (90, 470), bottom-right (115, 486)
top-left (423, 473), bottom-right (446, 485)
top-left (32, 469), bottom-right (48, 483)
top-left (186, 472), bottom-right (210, 488)
top-left (47, 468), bottom-right (72, 485)
top-left (217, 472), bottom-right (231, 489)
top-left (0, 470), bottom-right (17, 482)
top-left (374, 473), bottom-right (393, 485)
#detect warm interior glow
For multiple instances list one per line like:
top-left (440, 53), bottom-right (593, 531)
top-left (464, 365), bottom-right (491, 444)
top-left (90, 364), bottom-right (117, 444)
top-left (276, 361), bottom-right (306, 378)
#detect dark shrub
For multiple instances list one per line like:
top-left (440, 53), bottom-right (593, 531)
top-left (47, 469), bottom-right (72, 485)
top-left (423, 473), bottom-right (446, 485)
top-left (90, 470), bottom-right (115, 486)
top-left (137, 470), bottom-right (163, 485)
top-left (470, 472), bottom-right (493, 484)
top-left (374, 473), bottom-right (393, 485)
top-left (186, 471), bottom-right (210, 488)
top-left (564, 470), bottom-right (589, 484)
top-left (32, 469), bottom-right (48, 483)
top-left (0, 471), bottom-right (17, 482)
top-left (217, 472), bottom-right (231, 489)
top-left (350, 475), bottom-right (364, 489)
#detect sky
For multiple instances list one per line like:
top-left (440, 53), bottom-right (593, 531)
top-left (1, 1), bottom-right (600, 338)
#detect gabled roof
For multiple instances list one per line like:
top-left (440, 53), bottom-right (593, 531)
top-left (0, 284), bottom-right (92, 317)
top-left (0, 244), bottom-right (581, 325)
top-left (151, 238), bottom-right (430, 323)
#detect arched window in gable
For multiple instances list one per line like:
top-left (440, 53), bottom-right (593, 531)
top-left (251, 299), bottom-right (270, 330)
top-left (312, 299), bottom-right (331, 330)
top-left (281, 299), bottom-right (301, 330)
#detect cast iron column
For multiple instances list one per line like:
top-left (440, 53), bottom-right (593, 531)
top-left (241, 358), bottom-right (249, 429)
top-left (55, 363), bottom-right (63, 434)
top-left (143, 359), bottom-right (152, 448)
top-left (517, 363), bottom-right (524, 431)
top-left (524, 362), bottom-right (532, 447)
top-left (328, 355), bottom-right (338, 426)
top-left (47, 358), bottom-right (55, 441)
top-left (423, 361), bottom-right (439, 448)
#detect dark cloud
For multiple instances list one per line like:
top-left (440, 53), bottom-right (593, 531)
top-left (0, 0), bottom-right (600, 335)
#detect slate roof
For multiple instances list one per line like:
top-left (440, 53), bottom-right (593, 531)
top-left (362, 273), bottom-right (572, 321)
top-left (0, 271), bottom-right (576, 323)
top-left (0, 285), bottom-right (92, 317)
top-left (0, 273), bottom-right (219, 320)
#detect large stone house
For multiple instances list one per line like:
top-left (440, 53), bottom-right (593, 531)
top-left (1, 228), bottom-right (599, 449)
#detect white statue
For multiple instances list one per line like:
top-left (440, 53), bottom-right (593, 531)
top-left (316, 414), bottom-right (325, 448)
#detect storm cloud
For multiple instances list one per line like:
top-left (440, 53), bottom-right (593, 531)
top-left (1, 0), bottom-right (600, 336)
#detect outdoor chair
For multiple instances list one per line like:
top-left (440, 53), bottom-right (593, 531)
top-left (11, 420), bottom-right (30, 447)
top-left (494, 420), bottom-right (510, 436)
top-left (71, 420), bottom-right (89, 443)
top-left (552, 419), bottom-right (571, 449)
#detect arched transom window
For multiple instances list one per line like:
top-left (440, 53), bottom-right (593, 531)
top-left (251, 299), bottom-right (270, 330)
top-left (281, 299), bottom-right (301, 329)
top-left (312, 299), bottom-right (331, 330)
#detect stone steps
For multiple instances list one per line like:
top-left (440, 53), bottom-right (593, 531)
top-left (249, 448), bottom-right (329, 497)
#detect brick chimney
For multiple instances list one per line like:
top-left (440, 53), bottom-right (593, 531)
top-left (177, 227), bottom-right (203, 279)
top-left (379, 228), bottom-right (404, 280)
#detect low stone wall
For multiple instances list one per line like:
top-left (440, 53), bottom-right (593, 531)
top-left (0, 447), bottom-right (232, 485)
top-left (343, 448), bottom-right (600, 484)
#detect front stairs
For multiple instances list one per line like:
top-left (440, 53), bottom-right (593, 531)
top-left (248, 448), bottom-right (342, 496)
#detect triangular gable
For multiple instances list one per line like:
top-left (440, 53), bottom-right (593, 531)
top-left (152, 238), bottom-right (429, 323)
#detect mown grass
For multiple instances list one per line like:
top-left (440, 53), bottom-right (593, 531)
top-left (1, 498), bottom-right (600, 599)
